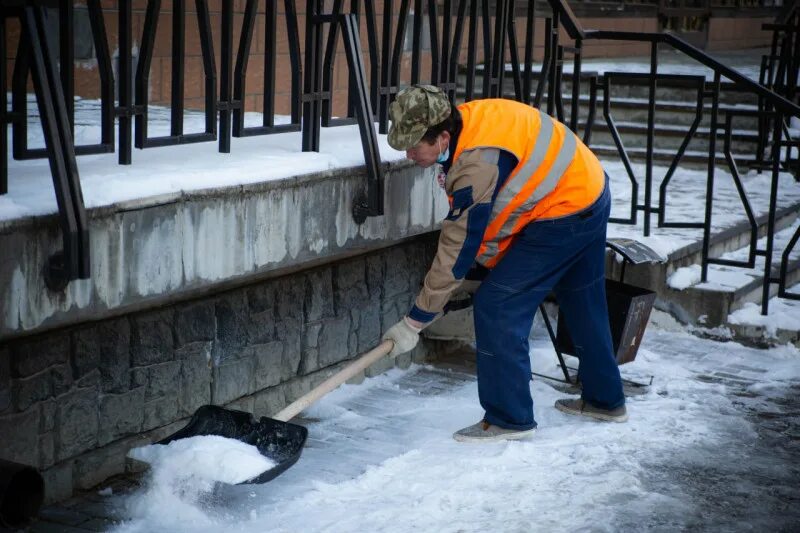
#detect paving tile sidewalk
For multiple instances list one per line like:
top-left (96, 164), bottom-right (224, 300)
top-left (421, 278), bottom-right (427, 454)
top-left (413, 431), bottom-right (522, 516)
top-left (21, 321), bottom-right (800, 532)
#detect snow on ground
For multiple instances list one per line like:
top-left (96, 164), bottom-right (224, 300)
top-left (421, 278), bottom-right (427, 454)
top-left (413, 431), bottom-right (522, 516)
top-left (505, 48), bottom-right (766, 82)
top-left (667, 218), bottom-right (800, 292)
top-left (5, 95), bottom-right (799, 265)
top-left (1, 95), bottom-right (408, 222)
top-left (728, 281), bottom-right (800, 335)
top-left (109, 318), bottom-right (800, 533)
top-left (123, 436), bottom-right (276, 529)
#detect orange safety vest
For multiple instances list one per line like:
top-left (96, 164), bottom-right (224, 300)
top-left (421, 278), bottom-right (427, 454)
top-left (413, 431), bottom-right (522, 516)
top-left (453, 99), bottom-right (605, 268)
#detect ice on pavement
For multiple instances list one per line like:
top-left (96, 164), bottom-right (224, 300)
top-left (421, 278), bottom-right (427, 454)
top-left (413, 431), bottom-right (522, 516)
top-left (123, 436), bottom-right (276, 528)
top-left (111, 318), bottom-right (800, 533)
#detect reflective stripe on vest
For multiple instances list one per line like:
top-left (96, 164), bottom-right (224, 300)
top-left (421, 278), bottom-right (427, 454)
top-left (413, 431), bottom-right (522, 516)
top-left (478, 110), bottom-right (577, 262)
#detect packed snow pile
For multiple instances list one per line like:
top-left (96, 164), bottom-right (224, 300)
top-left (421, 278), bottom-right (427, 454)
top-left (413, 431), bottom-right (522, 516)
top-left (123, 436), bottom-right (275, 527)
top-left (667, 264), bottom-right (702, 290)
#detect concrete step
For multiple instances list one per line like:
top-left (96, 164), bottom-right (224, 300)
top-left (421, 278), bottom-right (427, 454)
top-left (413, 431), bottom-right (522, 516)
top-left (610, 204), bottom-right (800, 330)
top-left (583, 121), bottom-right (760, 153)
top-left (464, 71), bottom-right (763, 107)
top-left (563, 96), bottom-right (762, 130)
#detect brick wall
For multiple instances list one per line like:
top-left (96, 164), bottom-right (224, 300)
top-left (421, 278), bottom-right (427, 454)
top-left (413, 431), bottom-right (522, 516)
top-left (0, 235), bottom-right (441, 503)
top-left (4, 4), bottom-right (777, 122)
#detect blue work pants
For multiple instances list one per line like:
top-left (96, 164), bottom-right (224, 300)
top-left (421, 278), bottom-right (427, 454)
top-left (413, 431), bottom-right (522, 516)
top-left (472, 182), bottom-right (624, 430)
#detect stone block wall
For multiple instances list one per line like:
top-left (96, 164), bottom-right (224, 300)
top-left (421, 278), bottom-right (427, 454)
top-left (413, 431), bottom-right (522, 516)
top-left (0, 235), bottom-right (439, 503)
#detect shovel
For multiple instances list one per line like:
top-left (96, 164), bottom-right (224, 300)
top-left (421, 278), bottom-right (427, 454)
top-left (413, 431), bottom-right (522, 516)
top-left (158, 339), bottom-right (394, 484)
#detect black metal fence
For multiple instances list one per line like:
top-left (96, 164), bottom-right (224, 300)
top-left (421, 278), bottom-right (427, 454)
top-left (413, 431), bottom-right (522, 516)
top-left (2, 0), bottom-right (799, 314)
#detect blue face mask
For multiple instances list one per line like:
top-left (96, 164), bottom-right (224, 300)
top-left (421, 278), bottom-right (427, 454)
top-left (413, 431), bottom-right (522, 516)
top-left (436, 138), bottom-right (449, 164)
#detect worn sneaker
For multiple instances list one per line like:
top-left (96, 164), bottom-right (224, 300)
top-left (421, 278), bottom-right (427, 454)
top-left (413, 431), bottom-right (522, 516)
top-left (554, 398), bottom-right (628, 422)
top-left (453, 420), bottom-right (536, 443)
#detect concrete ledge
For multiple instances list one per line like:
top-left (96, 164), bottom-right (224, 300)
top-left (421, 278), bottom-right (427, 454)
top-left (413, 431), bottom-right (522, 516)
top-left (0, 160), bottom-right (447, 341)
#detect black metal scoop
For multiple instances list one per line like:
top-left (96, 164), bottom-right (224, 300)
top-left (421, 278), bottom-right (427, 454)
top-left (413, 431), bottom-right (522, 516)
top-left (158, 405), bottom-right (308, 484)
top-left (158, 340), bottom-right (394, 484)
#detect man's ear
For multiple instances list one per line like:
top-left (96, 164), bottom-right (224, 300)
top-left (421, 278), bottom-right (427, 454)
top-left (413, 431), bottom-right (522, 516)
top-left (440, 130), bottom-right (451, 147)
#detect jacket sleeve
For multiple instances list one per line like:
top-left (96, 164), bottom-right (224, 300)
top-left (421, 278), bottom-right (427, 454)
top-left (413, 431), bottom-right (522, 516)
top-left (408, 148), bottom-right (501, 324)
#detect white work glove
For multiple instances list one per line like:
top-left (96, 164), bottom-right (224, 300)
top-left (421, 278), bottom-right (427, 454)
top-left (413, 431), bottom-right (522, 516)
top-left (382, 317), bottom-right (422, 357)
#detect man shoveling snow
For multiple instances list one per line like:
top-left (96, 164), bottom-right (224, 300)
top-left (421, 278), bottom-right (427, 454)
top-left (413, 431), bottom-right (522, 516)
top-left (382, 85), bottom-right (627, 442)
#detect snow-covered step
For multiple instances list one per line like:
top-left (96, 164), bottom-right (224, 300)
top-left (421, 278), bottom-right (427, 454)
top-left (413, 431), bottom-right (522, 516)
top-left (664, 218), bottom-right (800, 328)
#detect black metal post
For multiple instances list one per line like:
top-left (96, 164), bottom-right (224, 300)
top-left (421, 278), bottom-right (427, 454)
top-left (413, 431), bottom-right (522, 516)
top-left (582, 75), bottom-right (597, 145)
top-left (701, 72), bottom-right (721, 283)
top-left (233, 0), bottom-right (258, 136)
top-left (303, 0), bottom-right (323, 152)
top-left (196, 0), bottom-right (217, 136)
top-left (569, 37), bottom-right (582, 132)
top-left (643, 40), bottom-right (657, 237)
top-left (411, 0), bottom-right (423, 84)
top-left (118, 0), bottom-right (132, 164)
top-left (547, 12), bottom-right (559, 116)
top-left (522, 0), bottom-right (534, 104)
top-left (480, 0), bottom-right (491, 97)
top-left (135, 0), bottom-right (160, 149)
top-left (87, 0), bottom-right (114, 150)
top-left (427, 0), bottom-right (440, 86)
top-left (340, 13), bottom-right (384, 220)
top-left (447, 0), bottom-right (468, 103)
top-left (0, 15), bottom-right (6, 195)
top-left (171, 0), bottom-right (185, 137)
top-left (219, 0), bottom-right (233, 153)
top-left (364, 1), bottom-right (380, 114)
top-left (761, 114), bottom-right (783, 315)
top-left (60, 2), bottom-right (74, 134)
top-left (285, 0), bottom-right (302, 125)
top-left (321, 0), bottom-right (344, 126)
top-left (465, 0), bottom-right (478, 101)
top-left (506, 0), bottom-right (522, 101)
top-left (377, 0), bottom-right (393, 133)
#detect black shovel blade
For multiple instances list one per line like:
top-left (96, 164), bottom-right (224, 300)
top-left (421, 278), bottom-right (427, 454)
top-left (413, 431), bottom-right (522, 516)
top-left (158, 405), bottom-right (308, 484)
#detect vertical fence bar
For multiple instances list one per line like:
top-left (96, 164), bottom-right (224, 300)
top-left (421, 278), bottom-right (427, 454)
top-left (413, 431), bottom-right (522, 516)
top-left (172, 0), bottom-right (185, 136)
top-left (447, 0), bottom-right (467, 103)
top-left (427, 0), bottom-right (440, 86)
top-left (12, 42), bottom-right (29, 161)
top-left (285, 0), bottom-right (302, 125)
top-left (411, 0), bottom-right (423, 84)
top-left (569, 37), bottom-right (582, 132)
top-left (465, 0), bottom-right (478, 101)
top-left (59, 2), bottom-right (75, 133)
top-left (480, 0), bottom-right (491, 97)
top-left (303, 0), bottom-right (323, 152)
top-left (533, 17), bottom-right (551, 108)
top-left (135, 0), bottom-right (160, 149)
top-left (701, 72), bottom-right (721, 283)
top-left (321, 0), bottom-right (343, 126)
top-left (582, 75), bottom-right (597, 146)
top-left (0, 16), bottom-right (6, 194)
top-left (87, 0), bottom-right (114, 148)
top-left (219, 0), bottom-right (233, 152)
top-left (643, 39), bottom-right (657, 237)
top-left (762, 114), bottom-right (783, 315)
top-left (439, 0), bottom-right (452, 87)
top-left (196, 0), bottom-right (217, 136)
top-left (119, 0), bottom-right (132, 164)
top-left (522, 0), bottom-right (534, 104)
top-left (377, 0), bottom-right (393, 133)
top-left (364, 1), bottom-right (380, 114)
top-left (233, 0), bottom-right (258, 135)
top-left (345, 0), bottom-right (360, 120)
top-left (262, 0), bottom-right (278, 127)
top-left (547, 12), bottom-right (559, 116)
top-left (506, 0), bottom-right (522, 101)
top-left (389, 0), bottom-right (410, 107)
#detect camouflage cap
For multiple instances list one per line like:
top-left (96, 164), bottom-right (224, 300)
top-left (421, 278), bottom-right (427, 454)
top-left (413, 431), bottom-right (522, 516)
top-left (388, 85), bottom-right (451, 150)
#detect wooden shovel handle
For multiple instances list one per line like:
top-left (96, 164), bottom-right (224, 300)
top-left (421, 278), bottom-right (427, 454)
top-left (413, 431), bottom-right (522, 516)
top-left (273, 339), bottom-right (394, 422)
